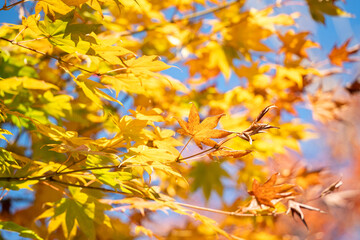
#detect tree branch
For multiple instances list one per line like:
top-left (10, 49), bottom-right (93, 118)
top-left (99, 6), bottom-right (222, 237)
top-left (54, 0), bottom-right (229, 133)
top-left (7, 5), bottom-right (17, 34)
top-left (0, 165), bottom-right (121, 182)
top-left (175, 202), bottom-right (281, 217)
top-left (0, 37), bottom-right (97, 75)
top-left (47, 177), bottom-right (129, 195)
top-left (177, 105), bottom-right (277, 163)
top-left (0, 0), bottom-right (26, 11)
top-left (119, 0), bottom-right (243, 37)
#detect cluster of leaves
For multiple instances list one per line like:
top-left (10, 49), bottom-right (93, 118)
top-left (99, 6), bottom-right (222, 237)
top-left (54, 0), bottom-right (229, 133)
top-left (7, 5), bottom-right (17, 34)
top-left (0, 0), bottom-right (359, 239)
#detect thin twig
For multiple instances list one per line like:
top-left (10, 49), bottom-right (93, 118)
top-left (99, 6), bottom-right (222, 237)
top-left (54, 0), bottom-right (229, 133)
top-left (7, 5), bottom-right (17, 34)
top-left (16, 36), bottom-right (48, 43)
top-left (119, 0), bottom-right (243, 37)
top-left (0, 0), bottom-right (26, 11)
top-left (0, 37), bottom-right (97, 75)
top-left (0, 162), bottom-right (171, 182)
top-left (177, 0), bottom-right (242, 22)
top-left (0, 164), bottom-right (120, 182)
top-left (176, 202), bottom-right (280, 217)
top-left (176, 137), bottom-right (193, 162)
top-left (48, 177), bottom-right (130, 195)
top-left (177, 134), bottom-right (237, 162)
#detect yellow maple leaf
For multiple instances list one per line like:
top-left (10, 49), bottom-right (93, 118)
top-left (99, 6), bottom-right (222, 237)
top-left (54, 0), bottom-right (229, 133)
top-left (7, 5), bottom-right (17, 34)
top-left (61, 0), bottom-right (88, 6)
top-left (35, 0), bottom-right (74, 17)
top-left (72, 74), bottom-right (123, 108)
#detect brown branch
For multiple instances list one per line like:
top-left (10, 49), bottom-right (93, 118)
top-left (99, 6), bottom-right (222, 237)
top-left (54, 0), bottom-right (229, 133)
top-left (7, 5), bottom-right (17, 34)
top-left (0, 165), bottom-right (122, 182)
top-left (48, 177), bottom-right (131, 195)
top-left (0, 0), bottom-right (26, 11)
top-left (175, 202), bottom-right (281, 217)
top-left (177, 134), bottom-right (235, 162)
top-left (0, 162), bottom-right (172, 182)
top-left (0, 170), bottom-right (283, 218)
top-left (0, 37), bottom-right (97, 75)
top-left (177, 0), bottom-right (242, 22)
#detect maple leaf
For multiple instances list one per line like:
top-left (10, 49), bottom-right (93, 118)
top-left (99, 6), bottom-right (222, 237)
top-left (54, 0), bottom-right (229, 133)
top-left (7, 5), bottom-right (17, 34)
top-left (323, 190), bottom-right (360, 208)
top-left (248, 173), bottom-right (297, 208)
top-left (61, 0), bottom-right (88, 6)
top-left (189, 161), bottom-right (229, 200)
top-left (278, 30), bottom-right (319, 60)
top-left (306, 0), bottom-right (352, 24)
top-left (295, 167), bottom-right (322, 190)
top-left (0, 222), bottom-right (43, 240)
top-left (329, 39), bottom-right (360, 66)
top-left (309, 90), bottom-right (348, 123)
top-left (0, 128), bottom-right (12, 143)
top-left (176, 104), bottom-right (231, 149)
top-left (286, 200), bottom-right (325, 229)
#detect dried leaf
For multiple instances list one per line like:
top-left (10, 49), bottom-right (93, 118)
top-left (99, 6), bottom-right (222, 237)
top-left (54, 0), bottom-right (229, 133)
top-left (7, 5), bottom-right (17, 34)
top-left (309, 90), bottom-right (348, 123)
top-left (321, 179), bottom-right (343, 197)
top-left (210, 149), bottom-right (252, 159)
top-left (323, 190), bottom-right (360, 207)
top-left (255, 104), bottom-right (277, 123)
top-left (346, 79), bottom-right (360, 95)
top-left (238, 105), bottom-right (278, 143)
top-left (286, 200), bottom-right (325, 229)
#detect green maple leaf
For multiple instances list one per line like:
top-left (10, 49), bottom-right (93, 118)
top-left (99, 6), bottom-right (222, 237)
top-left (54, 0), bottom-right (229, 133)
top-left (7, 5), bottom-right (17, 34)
top-left (189, 161), bottom-right (229, 200)
top-left (306, 0), bottom-right (352, 24)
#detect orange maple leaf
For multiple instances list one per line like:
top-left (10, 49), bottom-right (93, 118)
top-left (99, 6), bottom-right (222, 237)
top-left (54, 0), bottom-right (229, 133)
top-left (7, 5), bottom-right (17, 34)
top-left (176, 104), bottom-right (231, 149)
top-left (278, 30), bottom-right (319, 60)
top-left (328, 39), bottom-right (360, 67)
top-left (248, 173), bottom-right (297, 208)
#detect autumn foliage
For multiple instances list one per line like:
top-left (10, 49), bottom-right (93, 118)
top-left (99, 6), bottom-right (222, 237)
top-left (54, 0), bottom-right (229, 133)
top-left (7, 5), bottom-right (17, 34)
top-left (0, 0), bottom-right (360, 239)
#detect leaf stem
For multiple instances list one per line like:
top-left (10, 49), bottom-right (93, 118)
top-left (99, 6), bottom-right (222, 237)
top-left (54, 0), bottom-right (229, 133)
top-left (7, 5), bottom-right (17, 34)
top-left (176, 136), bottom-right (193, 162)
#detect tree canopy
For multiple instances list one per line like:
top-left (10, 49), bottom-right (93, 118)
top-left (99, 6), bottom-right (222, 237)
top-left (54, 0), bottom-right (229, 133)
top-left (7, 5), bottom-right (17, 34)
top-left (1, 0), bottom-right (360, 239)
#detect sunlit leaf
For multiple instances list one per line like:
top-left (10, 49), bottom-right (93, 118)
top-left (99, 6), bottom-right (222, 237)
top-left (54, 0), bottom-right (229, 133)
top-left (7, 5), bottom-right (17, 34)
top-left (176, 104), bottom-right (231, 149)
top-left (306, 0), bottom-right (352, 24)
top-left (0, 222), bottom-right (43, 240)
top-left (248, 173), bottom-right (297, 207)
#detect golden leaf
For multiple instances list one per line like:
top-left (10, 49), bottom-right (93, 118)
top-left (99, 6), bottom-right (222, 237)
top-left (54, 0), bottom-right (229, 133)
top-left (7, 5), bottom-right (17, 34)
top-left (176, 104), bottom-right (231, 149)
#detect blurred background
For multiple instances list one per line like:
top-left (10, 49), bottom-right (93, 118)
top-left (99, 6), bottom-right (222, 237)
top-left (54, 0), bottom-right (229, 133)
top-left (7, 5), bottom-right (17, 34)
top-left (1, 0), bottom-right (360, 239)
